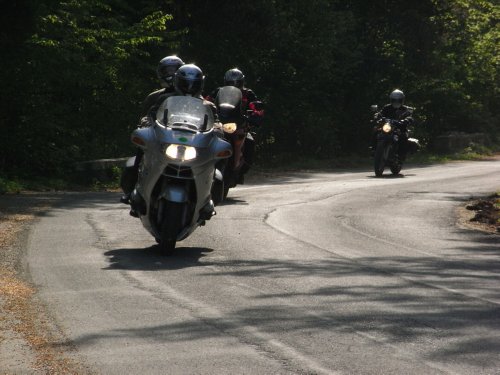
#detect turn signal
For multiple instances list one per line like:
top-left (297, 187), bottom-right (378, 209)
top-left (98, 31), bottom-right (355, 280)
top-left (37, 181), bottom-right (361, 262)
top-left (216, 150), bottom-right (232, 158)
top-left (132, 136), bottom-right (146, 146)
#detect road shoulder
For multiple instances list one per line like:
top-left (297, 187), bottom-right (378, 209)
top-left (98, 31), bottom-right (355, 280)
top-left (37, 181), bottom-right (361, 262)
top-left (0, 193), bottom-right (90, 374)
top-left (457, 193), bottom-right (500, 235)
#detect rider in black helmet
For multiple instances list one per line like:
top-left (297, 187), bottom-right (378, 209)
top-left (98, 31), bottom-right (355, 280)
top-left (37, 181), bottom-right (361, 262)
top-left (140, 55), bottom-right (185, 118)
top-left (120, 56), bottom-right (185, 207)
top-left (372, 89), bottom-right (415, 160)
top-left (207, 68), bottom-right (264, 182)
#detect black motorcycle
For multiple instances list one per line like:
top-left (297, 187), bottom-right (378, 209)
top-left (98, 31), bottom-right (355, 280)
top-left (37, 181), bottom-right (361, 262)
top-left (370, 105), bottom-right (405, 177)
top-left (374, 118), bottom-right (404, 176)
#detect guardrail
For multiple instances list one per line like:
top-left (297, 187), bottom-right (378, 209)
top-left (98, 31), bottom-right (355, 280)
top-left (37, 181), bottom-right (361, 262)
top-left (432, 132), bottom-right (489, 154)
top-left (74, 157), bottom-right (129, 183)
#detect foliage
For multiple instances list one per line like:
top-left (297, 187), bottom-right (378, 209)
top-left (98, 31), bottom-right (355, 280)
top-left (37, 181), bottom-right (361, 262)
top-left (0, 0), bottom-right (178, 177)
top-left (0, 177), bottom-right (22, 195)
top-left (0, 0), bottom-right (497, 179)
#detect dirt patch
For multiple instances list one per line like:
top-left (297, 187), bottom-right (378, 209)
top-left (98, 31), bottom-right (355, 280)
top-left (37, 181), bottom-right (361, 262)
top-left (458, 193), bottom-right (500, 235)
top-left (0, 193), bottom-right (90, 374)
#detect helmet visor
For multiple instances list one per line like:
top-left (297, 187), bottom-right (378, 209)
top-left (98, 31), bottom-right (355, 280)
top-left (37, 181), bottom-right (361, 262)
top-left (225, 79), bottom-right (243, 89)
top-left (159, 65), bottom-right (179, 79)
top-left (391, 98), bottom-right (403, 108)
top-left (177, 78), bottom-right (203, 95)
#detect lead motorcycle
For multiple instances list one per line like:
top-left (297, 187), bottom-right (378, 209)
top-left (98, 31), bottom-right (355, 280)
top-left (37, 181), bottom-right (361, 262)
top-left (128, 96), bottom-right (232, 254)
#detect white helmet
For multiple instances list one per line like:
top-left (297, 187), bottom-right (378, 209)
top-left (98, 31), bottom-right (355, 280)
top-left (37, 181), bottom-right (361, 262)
top-left (389, 89), bottom-right (405, 109)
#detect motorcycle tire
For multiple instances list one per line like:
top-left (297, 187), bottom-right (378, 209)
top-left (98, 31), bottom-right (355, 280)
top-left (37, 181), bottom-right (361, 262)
top-left (374, 143), bottom-right (388, 177)
top-left (390, 160), bottom-right (402, 175)
top-left (211, 179), bottom-right (224, 206)
top-left (159, 201), bottom-right (183, 255)
top-left (222, 172), bottom-right (234, 200)
top-left (223, 184), bottom-right (230, 200)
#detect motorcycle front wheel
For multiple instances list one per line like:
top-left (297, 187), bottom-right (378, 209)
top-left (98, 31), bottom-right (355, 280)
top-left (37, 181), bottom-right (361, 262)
top-left (374, 142), bottom-right (389, 177)
top-left (159, 201), bottom-right (183, 255)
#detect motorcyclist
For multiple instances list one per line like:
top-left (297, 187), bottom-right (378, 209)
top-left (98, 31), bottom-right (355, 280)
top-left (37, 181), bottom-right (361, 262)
top-left (141, 55), bottom-right (185, 116)
top-left (121, 63), bottom-right (220, 216)
top-left (120, 56), bottom-right (185, 206)
top-left (372, 89), bottom-right (414, 160)
top-left (207, 68), bottom-right (264, 183)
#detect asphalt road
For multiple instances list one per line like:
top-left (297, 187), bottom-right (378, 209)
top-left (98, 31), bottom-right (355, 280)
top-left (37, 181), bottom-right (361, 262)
top-left (27, 160), bottom-right (500, 374)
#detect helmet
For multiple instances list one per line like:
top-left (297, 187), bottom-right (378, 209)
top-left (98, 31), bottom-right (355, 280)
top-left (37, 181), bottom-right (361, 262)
top-left (174, 64), bottom-right (204, 96)
top-left (389, 89), bottom-right (405, 109)
top-left (157, 55), bottom-right (184, 88)
top-left (224, 68), bottom-right (245, 89)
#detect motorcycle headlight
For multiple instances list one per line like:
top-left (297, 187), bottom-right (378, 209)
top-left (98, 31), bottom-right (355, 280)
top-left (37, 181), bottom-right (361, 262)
top-left (165, 144), bottom-right (197, 161)
top-left (382, 123), bottom-right (392, 133)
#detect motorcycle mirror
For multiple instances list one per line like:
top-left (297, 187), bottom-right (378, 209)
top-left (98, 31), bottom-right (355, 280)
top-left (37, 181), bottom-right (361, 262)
top-left (370, 105), bottom-right (378, 112)
top-left (161, 108), bottom-right (168, 124)
top-left (222, 123), bottom-right (237, 134)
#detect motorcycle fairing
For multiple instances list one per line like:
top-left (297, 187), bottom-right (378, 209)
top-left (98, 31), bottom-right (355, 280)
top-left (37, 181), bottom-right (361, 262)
top-left (135, 96), bottom-right (231, 242)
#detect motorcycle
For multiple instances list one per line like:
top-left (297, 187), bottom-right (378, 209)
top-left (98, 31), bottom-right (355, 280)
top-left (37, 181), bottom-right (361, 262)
top-left (213, 86), bottom-right (261, 200)
top-left (370, 105), bottom-right (405, 177)
top-left (128, 95), bottom-right (232, 254)
top-left (370, 105), bottom-right (420, 177)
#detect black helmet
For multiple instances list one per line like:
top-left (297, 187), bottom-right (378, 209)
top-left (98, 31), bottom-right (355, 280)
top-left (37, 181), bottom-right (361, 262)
top-left (174, 64), bottom-right (204, 96)
top-left (389, 89), bottom-right (405, 109)
top-left (224, 68), bottom-right (245, 89)
top-left (157, 55), bottom-right (184, 88)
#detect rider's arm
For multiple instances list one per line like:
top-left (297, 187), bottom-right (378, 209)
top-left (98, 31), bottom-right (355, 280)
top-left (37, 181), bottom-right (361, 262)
top-left (399, 109), bottom-right (414, 127)
top-left (245, 88), bottom-right (264, 126)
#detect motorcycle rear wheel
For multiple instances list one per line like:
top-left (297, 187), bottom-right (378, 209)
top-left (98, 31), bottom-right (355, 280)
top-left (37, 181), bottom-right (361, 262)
top-left (159, 201), bottom-right (183, 255)
top-left (223, 185), bottom-right (230, 200)
top-left (211, 179), bottom-right (224, 206)
top-left (390, 161), bottom-right (402, 175)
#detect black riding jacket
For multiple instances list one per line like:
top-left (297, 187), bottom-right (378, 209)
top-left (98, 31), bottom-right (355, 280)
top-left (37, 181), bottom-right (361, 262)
top-left (379, 104), bottom-right (414, 131)
top-left (141, 87), bottom-right (175, 118)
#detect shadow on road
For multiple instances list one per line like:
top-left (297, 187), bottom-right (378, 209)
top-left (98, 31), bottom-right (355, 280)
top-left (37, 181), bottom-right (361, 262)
top-left (103, 245), bottom-right (214, 271)
top-left (58, 254), bottom-right (500, 369)
top-left (67, 229), bottom-right (500, 369)
top-left (366, 173), bottom-right (417, 179)
top-left (217, 197), bottom-right (248, 206)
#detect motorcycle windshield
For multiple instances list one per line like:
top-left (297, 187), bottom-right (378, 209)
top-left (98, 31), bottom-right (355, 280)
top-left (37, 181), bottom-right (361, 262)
top-left (216, 86), bottom-right (242, 108)
top-left (215, 86), bottom-right (243, 123)
top-left (156, 96), bottom-right (214, 132)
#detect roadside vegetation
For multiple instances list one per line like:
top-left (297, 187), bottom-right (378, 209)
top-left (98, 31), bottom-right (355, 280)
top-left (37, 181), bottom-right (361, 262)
top-left (464, 192), bottom-right (500, 233)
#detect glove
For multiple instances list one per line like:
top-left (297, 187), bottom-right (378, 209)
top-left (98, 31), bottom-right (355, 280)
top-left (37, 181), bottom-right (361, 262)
top-left (139, 116), bottom-right (152, 128)
top-left (213, 122), bottom-right (224, 137)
